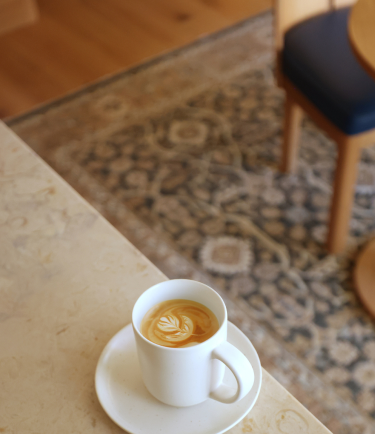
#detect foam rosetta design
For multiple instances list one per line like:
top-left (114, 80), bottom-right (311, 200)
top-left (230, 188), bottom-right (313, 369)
top-left (157, 315), bottom-right (194, 341)
top-left (141, 299), bottom-right (219, 348)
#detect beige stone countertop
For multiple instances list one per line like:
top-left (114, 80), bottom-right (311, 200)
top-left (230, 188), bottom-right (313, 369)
top-left (0, 121), bottom-right (331, 433)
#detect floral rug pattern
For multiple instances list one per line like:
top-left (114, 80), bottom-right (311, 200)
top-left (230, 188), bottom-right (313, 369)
top-left (9, 12), bottom-right (375, 434)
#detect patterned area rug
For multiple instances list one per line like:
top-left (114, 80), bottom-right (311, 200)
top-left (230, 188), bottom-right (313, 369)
top-left (9, 12), bottom-right (375, 434)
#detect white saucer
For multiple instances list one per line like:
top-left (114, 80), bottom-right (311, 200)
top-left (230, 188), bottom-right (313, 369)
top-left (95, 322), bottom-right (262, 434)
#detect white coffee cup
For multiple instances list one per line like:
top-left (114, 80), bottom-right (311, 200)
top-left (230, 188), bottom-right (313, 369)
top-left (132, 279), bottom-right (254, 407)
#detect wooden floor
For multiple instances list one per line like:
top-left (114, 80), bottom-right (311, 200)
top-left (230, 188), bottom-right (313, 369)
top-left (0, 0), bottom-right (271, 119)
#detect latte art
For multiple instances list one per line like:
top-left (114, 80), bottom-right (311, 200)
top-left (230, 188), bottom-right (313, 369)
top-left (157, 315), bottom-right (193, 341)
top-left (141, 299), bottom-right (219, 348)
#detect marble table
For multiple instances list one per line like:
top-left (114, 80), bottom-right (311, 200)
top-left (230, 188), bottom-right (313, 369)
top-left (0, 121), bottom-right (331, 433)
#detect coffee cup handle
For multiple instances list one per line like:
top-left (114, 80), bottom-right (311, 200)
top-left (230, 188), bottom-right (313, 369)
top-left (209, 341), bottom-right (254, 404)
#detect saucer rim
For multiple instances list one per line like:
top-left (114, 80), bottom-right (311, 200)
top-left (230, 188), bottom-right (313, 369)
top-left (95, 321), bottom-right (262, 434)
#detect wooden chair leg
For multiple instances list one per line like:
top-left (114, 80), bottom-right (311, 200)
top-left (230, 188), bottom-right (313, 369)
top-left (280, 94), bottom-right (303, 173)
top-left (327, 139), bottom-right (362, 254)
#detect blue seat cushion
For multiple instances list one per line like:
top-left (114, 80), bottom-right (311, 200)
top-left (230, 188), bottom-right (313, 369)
top-left (283, 7), bottom-right (375, 135)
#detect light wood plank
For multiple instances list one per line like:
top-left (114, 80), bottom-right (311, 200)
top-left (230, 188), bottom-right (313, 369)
top-left (0, 0), bottom-right (271, 118)
top-left (0, 0), bottom-right (38, 36)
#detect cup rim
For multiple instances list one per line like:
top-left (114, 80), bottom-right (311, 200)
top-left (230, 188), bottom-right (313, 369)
top-left (132, 279), bottom-right (227, 351)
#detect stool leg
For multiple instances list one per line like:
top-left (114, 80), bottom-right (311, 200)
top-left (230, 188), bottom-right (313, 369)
top-left (327, 139), bottom-right (361, 254)
top-left (280, 94), bottom-right (303, 173)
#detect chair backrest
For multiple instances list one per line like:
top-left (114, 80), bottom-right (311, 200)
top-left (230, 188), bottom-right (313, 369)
top-left (274, 0), bottom-right (357, 51)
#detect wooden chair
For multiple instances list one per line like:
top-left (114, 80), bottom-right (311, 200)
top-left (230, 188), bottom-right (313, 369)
top-left (274, 0), bottom-right (375, 254)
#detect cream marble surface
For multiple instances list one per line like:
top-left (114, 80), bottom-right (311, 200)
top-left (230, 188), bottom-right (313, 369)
top-left (0, 121), bottom-right (331, 433)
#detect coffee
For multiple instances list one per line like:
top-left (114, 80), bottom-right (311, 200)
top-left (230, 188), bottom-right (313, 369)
top-left (140, 299), bottom-right (219, 348)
